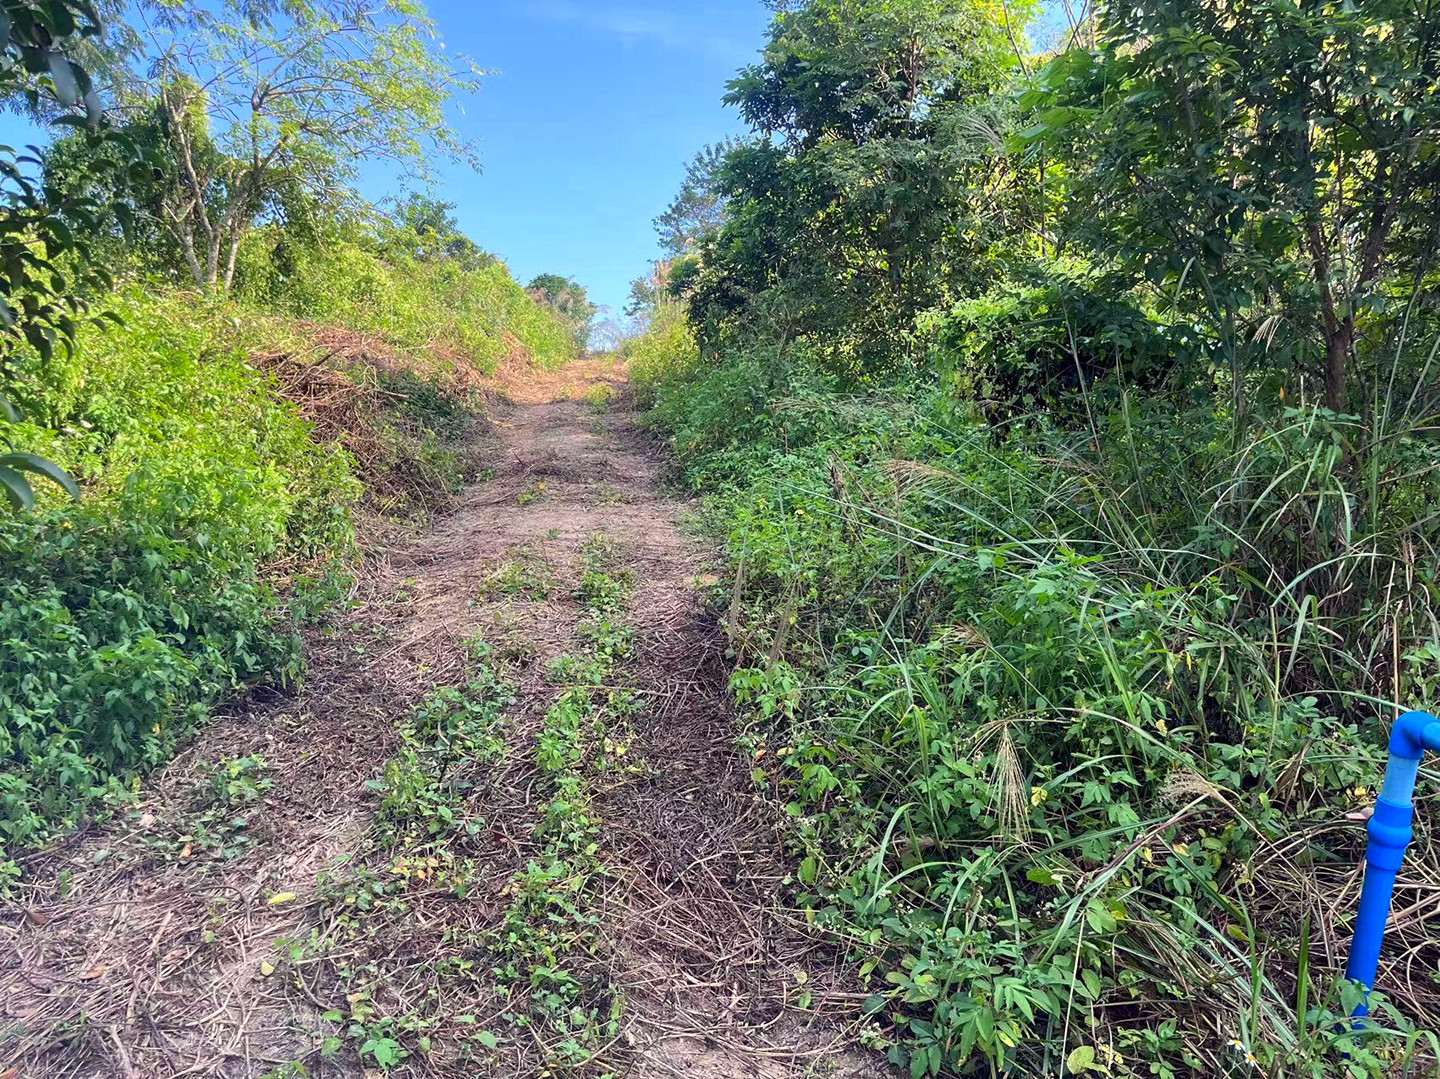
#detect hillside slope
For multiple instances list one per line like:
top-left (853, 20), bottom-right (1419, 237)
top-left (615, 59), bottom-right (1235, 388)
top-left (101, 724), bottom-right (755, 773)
top-left (0, 259), bottom-right (579, 876)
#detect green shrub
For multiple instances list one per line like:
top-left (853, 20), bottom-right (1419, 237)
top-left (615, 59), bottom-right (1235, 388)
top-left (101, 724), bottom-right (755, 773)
top-left (0, 290), bottom-right (363, 871)
top-left (11, 289), bottom-right (359, 552)
top-left (0, 503), bottom-right (303, 865)
top-left (924, 258), bottom-right (1206, 424)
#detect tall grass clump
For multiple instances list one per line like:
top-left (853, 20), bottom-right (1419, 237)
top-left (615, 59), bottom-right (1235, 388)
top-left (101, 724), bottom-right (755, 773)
top-left (624, 299), bottom-right (701, 408)
top-left (631, 306), bottom-right (1440, 1076)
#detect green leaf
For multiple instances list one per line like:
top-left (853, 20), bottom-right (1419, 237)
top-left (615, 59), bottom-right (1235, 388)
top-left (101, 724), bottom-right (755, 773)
top-left (0, 466), bottom-right (35, 510)
top-left (1085, 899), bottom-right (1118, 935)
top-left (1067, 1045), bottom-right (1097, 1073)
top-left (476, 1030), bottom-right (499, 1049)
top-left (798, 855), bottom-right (817, 884)
top-left (1026, 867), bottom-right (1060, 886)
top-left (361, 1036), bottom-right (402, 1066)
top-left (46, 215), bottom-right (75, 250)
top-left (0, 452), bottom-right (79, 500)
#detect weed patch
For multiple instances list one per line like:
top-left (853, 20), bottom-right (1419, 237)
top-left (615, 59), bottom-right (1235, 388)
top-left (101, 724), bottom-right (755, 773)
top-left (490, 533), bottom-right (634, 1072)
top-left (480, 546), bottom-right (556, 601)
top-left (282, 541), bottom-right (638, 1075)
top-left (370, 647), bottom-right (515, 849)
top-left (516, 479), bottom-right (548, 506)
top-left (280, 640), bottom-right (518, 1072)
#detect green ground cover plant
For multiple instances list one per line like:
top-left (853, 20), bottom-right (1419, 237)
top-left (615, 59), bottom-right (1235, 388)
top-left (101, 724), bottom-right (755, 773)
top-left (494, 534), bottom-right (635, 1073)
top-left (632, 323), bottom-right (1440, 1079)
top-left (296, 538), bottom-right (637, 1075)
top-left (297, 636), bottom-right (518, 1074)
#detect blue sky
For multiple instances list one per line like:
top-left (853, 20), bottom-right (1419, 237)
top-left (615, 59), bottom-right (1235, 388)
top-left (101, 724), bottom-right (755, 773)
top-left (398, 0), bottom-right (774, 321)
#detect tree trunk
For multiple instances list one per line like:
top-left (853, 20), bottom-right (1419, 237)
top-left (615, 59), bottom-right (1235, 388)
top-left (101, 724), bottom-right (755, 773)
top-left (161, 84), bottom-right (220, 291)
top-left (1325, 319), bottom-right (1351, 412)
top-left (222, 238), bottom-right (241, 293)
top-left (204, 230), bottom-right (222, 290)
top-left (221, 212), bottom-right (246, 293)
top-left (175, 213), bottom-right (205, 289)
top-left (1305, 220), bottom-right (1350, 411)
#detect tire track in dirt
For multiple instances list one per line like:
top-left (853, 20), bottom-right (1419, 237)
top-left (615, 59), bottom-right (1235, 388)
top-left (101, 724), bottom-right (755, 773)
top-left (1, 365), bottom-right (888, 1078)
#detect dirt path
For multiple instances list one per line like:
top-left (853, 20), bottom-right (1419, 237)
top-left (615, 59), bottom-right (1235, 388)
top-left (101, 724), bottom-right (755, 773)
top-left (1, 369), bottom-right (887, 1079)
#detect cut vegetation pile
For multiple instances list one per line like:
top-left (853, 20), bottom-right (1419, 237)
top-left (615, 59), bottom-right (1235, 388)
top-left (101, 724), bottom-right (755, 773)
top-left (255, 339), bottom-right (488, 520)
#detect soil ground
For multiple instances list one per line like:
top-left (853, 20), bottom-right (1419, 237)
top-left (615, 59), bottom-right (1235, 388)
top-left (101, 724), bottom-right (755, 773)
top-left (0, 363), bottom-right (890, 1079)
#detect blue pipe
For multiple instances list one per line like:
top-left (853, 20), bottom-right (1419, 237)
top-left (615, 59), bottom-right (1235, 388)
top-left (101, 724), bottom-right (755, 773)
top-left (1346, 710), bottom-right (1440, 1016)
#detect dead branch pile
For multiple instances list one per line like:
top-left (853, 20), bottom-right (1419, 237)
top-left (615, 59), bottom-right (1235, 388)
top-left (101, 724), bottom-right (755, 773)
top-left (253, 348), bottom-right (394, 478)
top-left (254, 348), bottom-right (480, 528)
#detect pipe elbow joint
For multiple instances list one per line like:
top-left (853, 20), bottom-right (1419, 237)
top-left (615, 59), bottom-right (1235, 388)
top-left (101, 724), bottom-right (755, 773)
top-left (1388, 710), bottom-right (1440, 760)
top-left (1367, 797), bottom-right (1415, 870)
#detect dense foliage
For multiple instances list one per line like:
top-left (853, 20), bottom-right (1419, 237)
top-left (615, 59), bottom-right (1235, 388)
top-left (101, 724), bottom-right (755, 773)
top-left (0, 291), bottom-right (345, 873)
top-left (628, 0), bottom-right (1440, 1076)
top-left (235, 221), bottom-right (579, 370)
top-left (0, 0), bottom-right (128, 508)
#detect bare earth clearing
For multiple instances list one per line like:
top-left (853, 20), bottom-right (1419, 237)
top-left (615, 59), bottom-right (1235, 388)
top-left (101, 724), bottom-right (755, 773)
top-left (1, 362), bottom-right (889, 1079)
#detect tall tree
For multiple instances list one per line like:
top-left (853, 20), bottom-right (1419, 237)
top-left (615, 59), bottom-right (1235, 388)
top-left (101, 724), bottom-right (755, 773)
top-left (655, 139), bottom-right (739, 257)
top-left (1024, 0), bottom-right (1440, 412)
top-left (127, 0), bottom-right (480, 291)
top-left (385, 193), bottom-right (489, 270)
top-left (691, 0), bottom-right (1033, 372)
